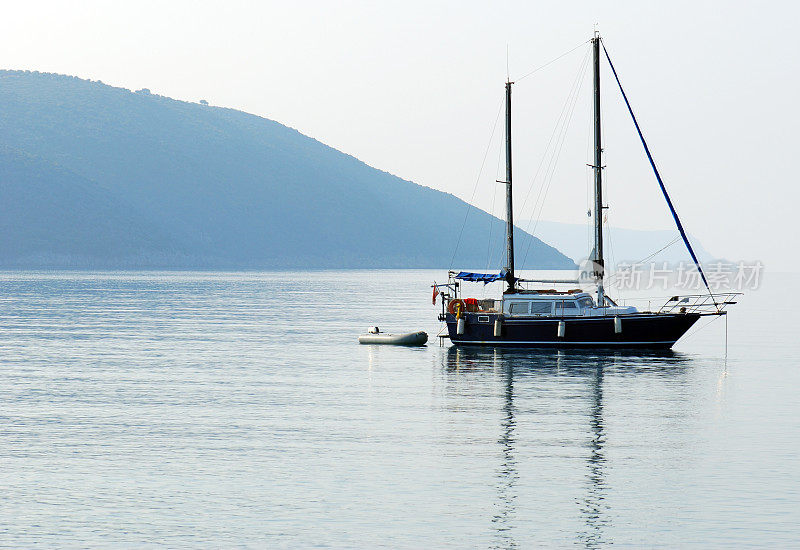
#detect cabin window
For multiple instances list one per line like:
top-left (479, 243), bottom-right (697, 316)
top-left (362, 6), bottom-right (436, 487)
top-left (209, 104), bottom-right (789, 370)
top-left (531, 302), bottom-right (553, 315)
top-left (477, 315), bottom-right (490, 323)
top-left (509, 302), bottom-right (529, 315)
top-left (579, 297), bottom-right (594, 309)
top-left (556, 301), bottom-right (579, 314)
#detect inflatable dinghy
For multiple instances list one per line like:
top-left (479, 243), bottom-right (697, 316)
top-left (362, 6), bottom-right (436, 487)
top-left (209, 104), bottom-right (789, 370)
top-left (358, 327), bottom-right (428, 346)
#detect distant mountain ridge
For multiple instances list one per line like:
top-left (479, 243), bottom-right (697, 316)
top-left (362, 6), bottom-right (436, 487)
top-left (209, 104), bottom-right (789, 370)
top-left (0, 70), bottom-right (574, 269)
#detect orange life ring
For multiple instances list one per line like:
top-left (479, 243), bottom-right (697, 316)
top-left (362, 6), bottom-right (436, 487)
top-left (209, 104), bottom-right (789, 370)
top-left (448, 299), bottom-right (465, 315)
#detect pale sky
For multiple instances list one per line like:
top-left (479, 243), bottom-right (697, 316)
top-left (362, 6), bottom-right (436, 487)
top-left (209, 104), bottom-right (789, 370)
top-left (2, 1), bottom-right (797, 270)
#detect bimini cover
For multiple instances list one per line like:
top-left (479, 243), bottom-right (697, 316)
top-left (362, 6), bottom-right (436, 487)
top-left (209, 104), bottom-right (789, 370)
top-left (454, 270), bottom-right (507, 284)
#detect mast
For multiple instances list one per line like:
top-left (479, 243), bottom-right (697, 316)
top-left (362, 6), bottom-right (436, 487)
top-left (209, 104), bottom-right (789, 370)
top-left (591, 33), bottom-right (605, 305)
top-left (504, 80), bottom-right (515, 292)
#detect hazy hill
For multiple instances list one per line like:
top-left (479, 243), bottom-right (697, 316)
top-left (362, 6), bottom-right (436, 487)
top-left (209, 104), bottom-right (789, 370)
top-left (0, 70), bottom-right (574, 269)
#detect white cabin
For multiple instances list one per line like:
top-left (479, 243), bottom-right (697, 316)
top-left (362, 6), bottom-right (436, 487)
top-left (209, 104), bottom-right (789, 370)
top-left (501, 292), bottom-right (637, 317)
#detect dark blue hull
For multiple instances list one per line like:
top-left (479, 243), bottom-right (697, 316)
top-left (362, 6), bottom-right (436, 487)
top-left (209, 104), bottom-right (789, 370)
top-left (445, 312), bottom-right (702, 349)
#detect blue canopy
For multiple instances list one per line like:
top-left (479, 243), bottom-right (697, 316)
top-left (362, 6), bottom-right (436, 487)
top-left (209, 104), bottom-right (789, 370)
top-left (454, 270), bottom-right (506, 284)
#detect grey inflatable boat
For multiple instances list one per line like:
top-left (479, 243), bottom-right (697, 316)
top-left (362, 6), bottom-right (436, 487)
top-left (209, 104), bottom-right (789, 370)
top-left (358, 327), bottom-right (428, 346)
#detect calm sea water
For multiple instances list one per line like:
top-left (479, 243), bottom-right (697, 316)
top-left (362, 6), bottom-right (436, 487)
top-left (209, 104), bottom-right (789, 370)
top-left (0, 270), bottom-right (797, 548)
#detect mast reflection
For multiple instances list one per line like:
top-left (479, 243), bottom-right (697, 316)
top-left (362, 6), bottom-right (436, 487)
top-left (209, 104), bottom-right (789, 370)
top-left (578, 357), bottom-right (609, 549)
top-left (444, 346), bottom-right (687, 548)
top-left (494, 350), bottom-right (518, 548)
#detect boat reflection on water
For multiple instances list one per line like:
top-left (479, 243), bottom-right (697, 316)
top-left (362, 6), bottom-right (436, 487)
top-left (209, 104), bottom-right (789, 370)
top-left (443, 346), bottom-right (691, 548)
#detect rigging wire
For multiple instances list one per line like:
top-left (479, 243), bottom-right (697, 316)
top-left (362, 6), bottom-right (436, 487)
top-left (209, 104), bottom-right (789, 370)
top-left (485, 135), bottom-right (505, 271)
top-left (448, 96), bottom-right (505, 271)
top-left (677, 312), bottom-right (724, 343)
top-left (516, 40), bottom-right (591, 83)
top-left (515, 48), bottom-right (590, 246)
top-left (485, 183), bottom-right (497, 271)
top-left (585, 84), bottom-right (593, 259)
top-left (485, 121), bottom-right (509, 271)
top-left (519, 49), bottom-right (592, 269)
top-left (585, 78), bottom-right (594, 266)
top-left (600, 38), bottom-right (717, 306)
top-left (606, 211), bottom-right (618, 290)
top-left (602, 91), bottom-right (619, 295)
top-left (516, 46), bottom-right (591, 222)
top-left (604, 236), bottom-right (681, 287)
top-left (520, 57), bottom-right (590, 270)
top-left (634, 236), bottom-right (681, 265)
top-left (452, 40), bottom-right (591, 275)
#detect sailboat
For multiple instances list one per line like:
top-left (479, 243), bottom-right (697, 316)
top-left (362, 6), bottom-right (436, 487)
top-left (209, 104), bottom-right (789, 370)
top-left (435, 34), bottom-right (738, 349)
